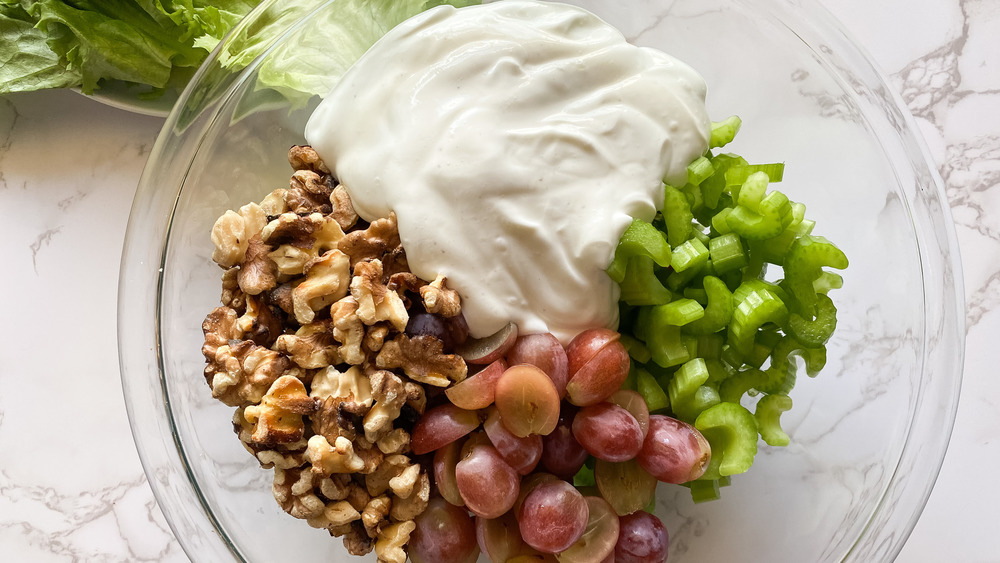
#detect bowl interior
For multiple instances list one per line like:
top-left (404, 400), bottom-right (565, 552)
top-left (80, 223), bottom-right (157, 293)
top-left (120, 0), bottom-right (964, 561)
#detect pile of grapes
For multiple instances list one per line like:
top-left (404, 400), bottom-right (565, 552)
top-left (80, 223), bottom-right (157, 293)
top-left (405, 327), bottom-right (711, 563)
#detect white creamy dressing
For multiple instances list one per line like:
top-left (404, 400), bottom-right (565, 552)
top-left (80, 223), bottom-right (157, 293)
top-left (305, 0), bottom-right (710, 343)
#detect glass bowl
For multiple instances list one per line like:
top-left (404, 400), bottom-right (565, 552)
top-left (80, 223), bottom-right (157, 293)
top-left (118, 0), bottom-right (965, 561)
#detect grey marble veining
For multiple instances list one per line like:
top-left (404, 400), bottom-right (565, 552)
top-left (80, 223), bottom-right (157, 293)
top-left (0, 0), bottom-right (997, 560)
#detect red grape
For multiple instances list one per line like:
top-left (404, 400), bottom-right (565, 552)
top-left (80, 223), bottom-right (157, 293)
top-left (455, 443), bottom-right (520, 518)
top-left (446, 359), bottom-right (508, 410)
top-left (484, 407), bottom-right (543, 474)
top-left (412, 403), bottom-right (481, 455)
top-left (594, 458), bottom-right (657, 517)
top-left (433, 440), bottom-right (465, 507)
top-left (637, 415), bottom-right (711, 484)
top-left (514, 472), bottom-right (562, 516)
top-left (540, 414), bottom-right (589, 480)
top-left (564, 329), bottom-right (630, 406)
top-left (607, 389), bottom-right (650, 439)
top-left (506, 333), bottom-right (569, 397)
top-left (410, 497), bottom-right (480, 563)
top-left (572, 403), bottom-right (644, 462)
top-left (494, 365), bottom-right (561, 437)
top-left (476, 511), bottom-right (524, 563)
top-left (518, 479), bottom-right (589, 554)
top-left (614, 511), bottom-right (669, 563)
top-left (554, 496), bottom-right (620, 563)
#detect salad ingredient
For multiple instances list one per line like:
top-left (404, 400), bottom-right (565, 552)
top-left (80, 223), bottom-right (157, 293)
top-left (494, 365), bottom-right (561, 437)
top-left (476, 511), bottom-right (526, 563)
top-left (614, 511), bottom-right (670, 563)
top-left (593, 459), bottom-right (657, 517)
top-left (540, 415), bottom-right (590, 480)
top-left (410, 497), bottom-right (480, 563)
top-left (607, 390), bottom-right (651, 439)
top-left (636, 415), bottom-right (711, 484)
top-left (571, 403), bottom-right (644, 462)
top-left (203, 146), bottom-right (477, 558)
top-left (433, 441), bottom-right (465, 507)
top-left (305, 0), bottom-right (711, 343)
top-left (554, 496), bottom-right (620, 563)
top-left (445, 359), bottom-right (508, 410)
top-left (455, 443), bottom-right (520, 519)
top-left (518, 480), bottom-right (589, 553)
top-left (456, 322), bottom-right (519, 365)
top-left (564, 329), bottom-right (631, 406)
top-left (484, 407), bottom-right (544, 475)
top-left (410, 403), bottom-right (480, 455)
top-left (506, 333), bottom-right (570, 397)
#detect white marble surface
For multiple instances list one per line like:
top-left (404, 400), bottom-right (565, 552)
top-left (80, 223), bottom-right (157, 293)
top-left (0, 0), bottom-right (997, 560)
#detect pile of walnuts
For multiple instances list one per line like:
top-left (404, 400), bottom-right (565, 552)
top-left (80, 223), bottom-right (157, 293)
top-left (201, 146), bottom-right (469, 562)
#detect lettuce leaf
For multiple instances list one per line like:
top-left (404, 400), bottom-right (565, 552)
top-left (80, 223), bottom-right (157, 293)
top-left (0, 3), bottom-right (81, 92)
top-left (244, 0), bottom-right (481, 108)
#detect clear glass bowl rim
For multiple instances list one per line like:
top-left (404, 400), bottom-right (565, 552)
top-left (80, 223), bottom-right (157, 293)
top-left (117, 0), bottom-right (966, 561)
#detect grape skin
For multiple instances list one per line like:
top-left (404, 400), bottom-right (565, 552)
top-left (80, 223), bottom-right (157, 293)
top-left (614, 511), bottom-right (669, 563)
top-left (572, 402), bottom-right (644, 462)
top-left (455, 443), bottom-right (520, 518)
top-left (518, 479), bottom-right (590, 554)
top-left (410, 497), bottom-right (480, 563)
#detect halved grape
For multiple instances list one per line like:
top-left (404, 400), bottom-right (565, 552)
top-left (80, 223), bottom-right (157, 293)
top-left (554, 496), bottom-right (620, 563)
top-left (446, 359), bottom-right (508, 410)
top-left (412, 403), bottom-right (481, 455)
top-left (456, 443), bottom-right (520, 518)
top-left (607, 389), bottom-right (650, 439)
top-left (458, 321), bottom-right (518, 364)
top-left (410, 497), bottom-right (480, 563)
top-left (407, 312), bottom-right (467, 352)
top-left (484, 406), bottom-right (543, 475)
top-left (565, 329), bottom-right (630, 406)
top-left (433, 440), bottom-right (465, 507)
top-left (637, 415), bottom-right (711, 484)
top-left (614, 511), bottom-right (669, 563)
top-left (476, 511), bottom-right (525, 563)
top-left (540, 413), bottom-right (589, 480)
top-left (506, 333), bottom-right (569, 397)
top-left (495, 365), bottom-right (561, 437)
top-left (594, 458), bottom-right (657, 516)
top-left (518, 479), bottom-right (589, 554)
top-left (572, 403), bottom-right (644, 462)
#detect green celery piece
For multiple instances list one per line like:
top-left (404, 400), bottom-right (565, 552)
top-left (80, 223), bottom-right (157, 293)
top-left (724, 163), bottom-right (785, 186)
top-left (755, 394), bottom-right (793, 446)
top-left (784, 235), bottom-right (849, 310)
top-left (620, 333), bottom-right (652, 364)
top-left (709, 116), bottom-right (742, 149)
top-left (705, 358), bottom-right (735, 387)
top-left (608, 219), bottom-right (672, 283)
top-left (573, 463), bottom-right (596, 488)
top-left (701, 154), bottom-right (747, 211)
top-left (662, 184), bottom-right (693, 247)
top-left (788, 293), bottom-right (838, 347)
top-left (814, 270), bottom-right (845, 294)
top-left (687, 156), bottom-right (715, 185)
top-left (684, 276), bottom-right (734, 336)
top-left (729, 286), bottom-right (789, 357)
top-left (709, 232), bottom-right (747, 274)
top-left (711, 207), bottom-right (734, 235)
top-left (695, 333), bottom-right (724, 359)
top-left (683, 288), bottom-right (708, 304)
top-left (695, 402), bottom-right (758, 479)
top-left (687, 479), bottom-right (722, 503)
top-left (636, 368), bottom-right (671, 412)
top-left (668, 358), bottom-right (710, 404)
top-left (726, 172), bottom-right (794, 240)
top-left (658, 298), bottom-right (705, 326)
top-left (671, 238), bottom-right (710, 273)
top-left (618, 256), bottom-right (672, 306)
top-left (640, 314), bottom-right (692, 368)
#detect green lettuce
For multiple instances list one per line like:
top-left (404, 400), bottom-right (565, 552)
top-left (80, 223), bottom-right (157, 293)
top-left (0, 0), bottom-right (480, 101)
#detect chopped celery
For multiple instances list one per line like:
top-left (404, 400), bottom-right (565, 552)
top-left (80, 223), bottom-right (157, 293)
top-left (604, 116), bottom-right (846, 501)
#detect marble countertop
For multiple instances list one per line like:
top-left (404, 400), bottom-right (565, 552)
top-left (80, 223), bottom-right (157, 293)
top-left (1, 0), bottom-right (996, 561)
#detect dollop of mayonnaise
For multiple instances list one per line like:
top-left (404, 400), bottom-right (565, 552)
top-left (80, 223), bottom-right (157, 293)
top-left (305, 0), bottom-right (710, 343)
